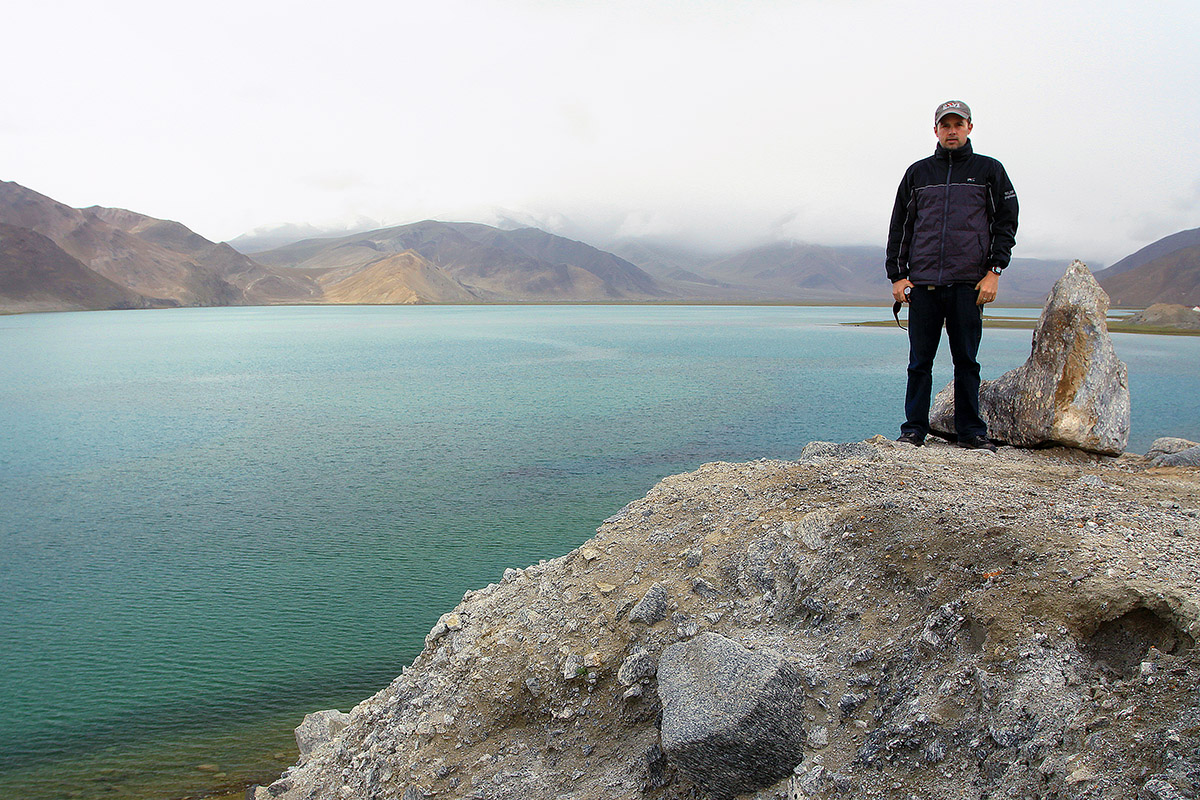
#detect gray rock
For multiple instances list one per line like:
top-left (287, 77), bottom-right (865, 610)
top-left (848, 648), bottom-right (875, 665)
top-left (807, 726), bottom-right (829, 749)
top-left (1147, 437), bottom-right (1200, 467)
top-left (1146, 437), bottom-right (1199, 458)
top-left (562, 652), bottom-right (583, 680)
top-left (657, 632), bottom-right (807, 799)
top-left (1156, 446), bottom-right (1200, 467)
top-left (294, 709), bottom-right (349, 759)
top-left (629, 582), bottom-right (669, 625)
top-left (791, 764), bottom-right (825, 795)
top-left (931, 261), bottom-right (1130, 455)
top-left (617, 649), bottom-right (657, 685)
top-left (634, 743), bottom-right (672, 791)
top-left (1140, 777), bottom-right (1186, 800)
top-left (838, 693), bottom-right (869, 715)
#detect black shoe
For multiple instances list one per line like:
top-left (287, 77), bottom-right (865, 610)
top-left (957, 435), bottom-right (997, 452)
top-left (897, 432), bottom-right (925, 446)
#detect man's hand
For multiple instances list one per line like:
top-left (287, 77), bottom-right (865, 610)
top-left (892, 278), bottom-right (914, 304)
top-left (975, 271), bottom-right (999, 305)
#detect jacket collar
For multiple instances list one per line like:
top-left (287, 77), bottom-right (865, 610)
top-left (934, 139), bottom-right (974, 162)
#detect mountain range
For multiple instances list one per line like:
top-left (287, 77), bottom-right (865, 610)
top-left (1, 179), bottom-right (1196, 313)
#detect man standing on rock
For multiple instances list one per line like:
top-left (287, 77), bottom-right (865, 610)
top-left (886, 100), bottom-right (1019, 452)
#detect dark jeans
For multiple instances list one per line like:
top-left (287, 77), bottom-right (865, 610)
top-left (901, 283), bottom-right (985, 440)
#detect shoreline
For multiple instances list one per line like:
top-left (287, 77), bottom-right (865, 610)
top-left (847, 316), bottom-right (1200, 336)
top-left (5, 303), bottom-right (1196, 338)
top-left (1, 298), bottom-right (1187, 316)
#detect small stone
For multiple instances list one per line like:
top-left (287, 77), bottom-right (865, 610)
top-left (581, 547), bottom-right (599, 561)
top-left (1141, 776), bottom-right (1187, 800)
top-left (596, 582), bottom-right (617, 594)
top-left (629, 582), bottom-right (669, 625)
top-left (1067, 767), bottom-right (1096, 785)
top-left (562, 653), bottom-right (583, 680)
top-left (618, 649), bottom-right (656, 685)
top-left (807, 726), bottom-right (829, 749)
top-left (848, 648), bottom-right (875, 665)
top-left (839, 693), bottom-right (869, 715)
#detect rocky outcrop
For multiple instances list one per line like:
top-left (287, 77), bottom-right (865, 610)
top-left (295, 710), bottom-right (351, 760)
top-left (931, 260), bottom-right (1130, 454)
top-left (657, 633), bottom-right (807, 798)
top-left (1123, 304), bottom-right (1200, 331)
top-left (255, 437), bottom-right (1199, 800)
top-left (1148, 437), bottom-right (1200, 468)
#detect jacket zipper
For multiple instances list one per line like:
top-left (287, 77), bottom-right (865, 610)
top-left (938, 152), bottom-right (952, 285)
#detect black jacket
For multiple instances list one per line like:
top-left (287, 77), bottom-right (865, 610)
top-left (885, 140), bottom-right (1018, 286)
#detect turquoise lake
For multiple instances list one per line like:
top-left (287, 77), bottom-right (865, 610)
top-left (1, 305), bottom-right (1196, 799)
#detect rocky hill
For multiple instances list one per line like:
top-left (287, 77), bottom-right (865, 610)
top-left (0, 181), bottom-right (320, 309)
top-left (1100, 227), bottom-right (1200, 279)
top-left (1122, 304), bottom-right (1200, 331)
top-left (1101, 246), bottom-right (1200, 308)
top-left (255, 438), bottom-right (1200, 800)
top-left (319, 251), bottom-right (481, 305)
top-left (1096, 226), bottom-right (1200, 307)
top-left (85, 204), bottom-right (322, 306)
top-left (252, 221), bottom-right (669, 303)
top-left (0, 223), bottom-right (148, 313)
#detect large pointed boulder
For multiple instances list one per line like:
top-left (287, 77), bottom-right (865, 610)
top-left (931, 260), bottom-right (1130, 454)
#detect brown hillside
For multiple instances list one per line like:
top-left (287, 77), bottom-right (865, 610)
top-left (86, 205), bottom-right (321, 304)
top-left (253, 221), bottom-right (667, 302)
top-left (319, 250), bottom-right (480, 304)
top-left (0, 223), bottom-right (149, 312)
top-left (1101, 244), bottom-right (1200, 307)
top-left (0, 181), bottom-right (237, 305)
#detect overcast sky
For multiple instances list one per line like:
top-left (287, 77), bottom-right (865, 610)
top-left (4, 0), bottom-right (1198, 264)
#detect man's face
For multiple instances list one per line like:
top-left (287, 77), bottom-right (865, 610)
top-left (935, 114), bottom-right (973, 150)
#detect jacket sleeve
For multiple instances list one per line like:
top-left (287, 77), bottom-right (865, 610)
top-left (885, 171), bottom-right (914, 282)
top-left (986, 162), bottom-right (1019, 271)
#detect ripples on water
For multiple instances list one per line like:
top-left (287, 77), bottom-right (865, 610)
top-left (1, 305), bottom-right (1196, 799)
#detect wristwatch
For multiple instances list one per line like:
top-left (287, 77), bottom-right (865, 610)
top-left (990, 266), bottom-right (1003, 275)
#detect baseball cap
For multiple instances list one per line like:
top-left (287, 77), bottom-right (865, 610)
top-left (934, 100), bottom-right (972, 123)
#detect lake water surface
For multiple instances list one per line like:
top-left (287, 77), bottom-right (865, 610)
top-left (1, 305), bottom-right (1195, 799)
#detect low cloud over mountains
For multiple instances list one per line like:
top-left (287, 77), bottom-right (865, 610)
top-left (1, 180), bottom-right (1195, 314)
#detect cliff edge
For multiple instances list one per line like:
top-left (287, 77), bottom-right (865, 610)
top-left (259, 438), bottom-right (1200, 800)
